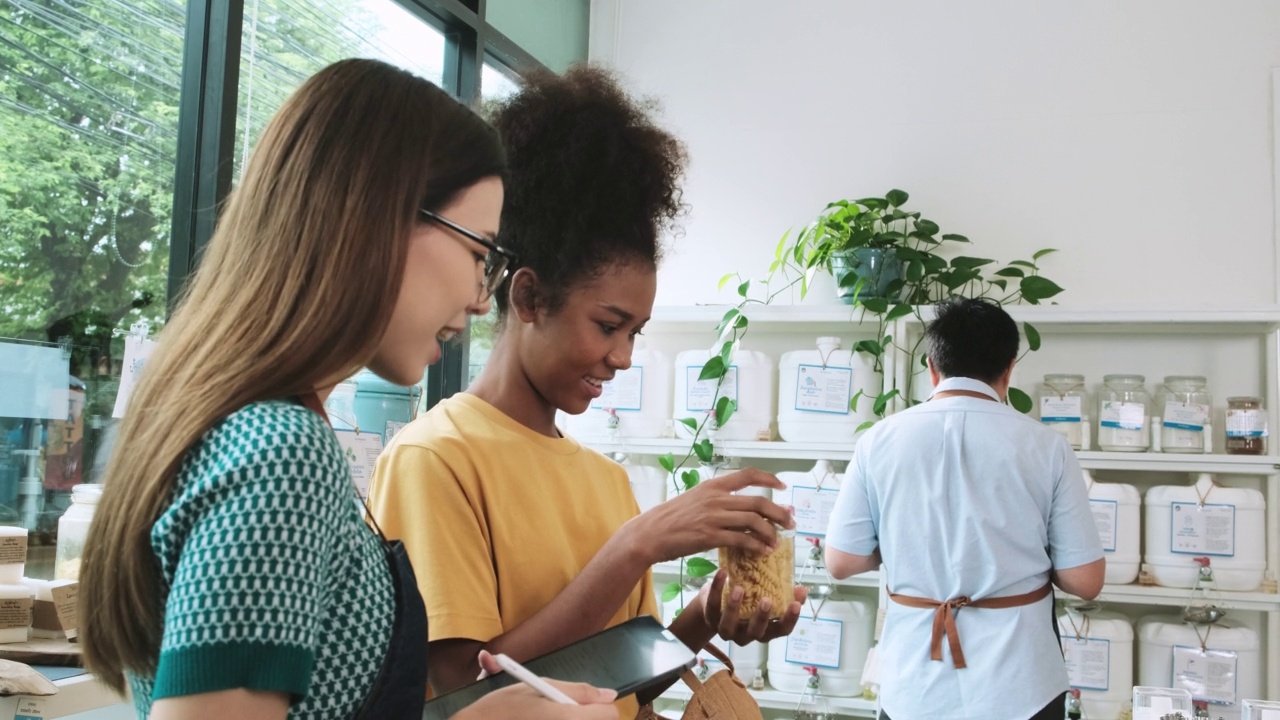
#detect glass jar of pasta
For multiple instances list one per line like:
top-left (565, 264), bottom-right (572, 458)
top-left (719, 527), bottom-right (795, 619)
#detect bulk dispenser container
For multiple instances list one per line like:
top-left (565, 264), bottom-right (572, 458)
top-left (777, 337), bottom-right (880, 443)
top-left (1082, 470), bottom-right (1141, 585)
top-left (1057, 603), bottom-right (1135, 720)
top-left (776, 460), bottom-right (843, 571)
top-left (674, 347), bottom-right (775, 441)
top-left (1138, 615), bottom-right (1261, 720)
top-left (1144, 474), bottom-right (1266, 591)
top-left (566, 342), bottom-right (671, 439)
top-left (767, 590), bottom-right (873, 697)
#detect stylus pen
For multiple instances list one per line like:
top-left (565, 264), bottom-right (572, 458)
top-left (492, 653), bottom-right (580, 705)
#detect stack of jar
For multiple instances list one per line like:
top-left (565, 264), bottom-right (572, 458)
top-left (1037, 374), bottom-right (1269, 454)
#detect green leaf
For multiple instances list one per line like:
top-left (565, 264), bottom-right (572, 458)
top-left (693, 439), bottom-right (714, 463)
top-left (921, 352), bottom-right (930, 367)
top-left (658, 453), bottom-right (675, 474)
top-left (714, 397), bottom-right (737, 428)
top-left (921, 253), bottom-right (948, 272)
top-left (906, 260), bottom-right (925, 282)
top-left (873, 389), bottom-right (901, 417)
top-left (737, 280), bottom-right (751, 298)
top-left (661, 581), bottom-right (682, 603)
top-left (682, 469), bottom-right (701, 490)
top-left (1024, 322), bottom-right (1041, 351)
top-left (858, 197), bottom-right (887, 210)
top-left (893, 247), bottom-right (924, 261)
top-left (856, 420), bottom-right (877, 433)
top-left (850, 389), bottom-right (865, 413)
top-left (916, 219), bottom-right (940, 235)
top-left (734, 313), bottom-right (748, 330)
top-left (1032, 247), bottom-right (1058, 261)
top-left (1008, 387), bottom-right (1034, 414)
top-left (715, 308), bottom-right (740, 336)
top-left (885, 303), bottom-right (912, 322)
top-left (860, 297), bottom-right (890, 314)
top-left (717, 273), bottom-right (736, 291)
top-left (940, 233), bottom-right (970, 243)
top-left (686, 557), bottom-right (718, 578)
top-left (774, 230), bottom-right (791, 260)
top-left (679, 417), bottom-right (699, 432)
top-left (990, 279), bottom-right (1008, 291)
top-left (950, 256), bottom-right (995, 271)
top-left (698, 356), bottom-right (727, 381)
top-left (854, 339), bottom-right (884, 356)
top-left (994, 267), bottom-right (1025, 278)
top-left (885, 189), bottom-right (909, 207)
top-left (719, 339), bottom-right (738, 365)
top-left (1009, 260), bottom-right (1038, 269)
top-left (1020, 275), bottom-right (1065, 302)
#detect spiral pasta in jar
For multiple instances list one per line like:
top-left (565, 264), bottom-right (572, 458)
top-left (718, 529), bottom-right (795, 619)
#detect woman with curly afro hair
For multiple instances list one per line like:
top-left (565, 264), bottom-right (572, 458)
top-left (368, 65), bottom-right (806, 715)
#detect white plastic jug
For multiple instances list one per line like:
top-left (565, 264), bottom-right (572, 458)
top-left (1083, 470), bottom-right (1142, 585)
top-left (618, 457), bottom-right (667, 514)
top-left (674, 347), bottom-right (775, 441)
top-left (776, 460), bottom-right (843, 570)
top-left (1144, 474), bottom-right (1266, 591)
top-left (767, 591), bottom-right (873, 697)
top-left (1138, 615), bottom-right (1262, 720)
top-left (566, 341), bottom-right (672, 439)
top-left (777, 337), bottom-right (881, 443)
top-left (1058, 604), bottom-right (1134, 720)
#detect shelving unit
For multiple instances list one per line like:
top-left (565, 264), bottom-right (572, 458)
top-left (581, 304), bottom-right (1280, 715)
top-left (655, 684), bottom-right (878, 718)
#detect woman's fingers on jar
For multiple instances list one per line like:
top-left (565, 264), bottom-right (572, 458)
top-left (714, 526), bottom-right (775, 556)
top-left (764, 599), bottom-right (805, 642)
top-left (743, 601), bottom-right (772, 640)
top-left (711, 468), bottom-right (786, 493)
top-left (715, 584), bottom-right (744, 633)
top-left (717, 511), bottom-right (779, 547)
top-left (724, 495), bottom-right (794, 529)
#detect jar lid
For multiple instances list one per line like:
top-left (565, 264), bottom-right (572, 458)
top-left (353, 368), bottom-right (415, 397)
top-left (1163, 375), bottom-right (1207, 385)
top-left (1102, 373), bottom-right (1145, 383)
top-left (1227, 396), bottom-right (1263, 404)
top-left (71, 484), bottom-right (103, 504)
top-left (1043, 373), bottom-right (1085, 382)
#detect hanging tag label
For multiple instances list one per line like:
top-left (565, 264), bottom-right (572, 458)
top-left (1040, 395), bottom-right (1082, 423)
top-left (112, 334), bottom-right (159, 418)
top-left (14, 697), bottom-right (49, 720)
top-left (333, 430), bottom-right (384, 500)
top-left (384, 421), bottom-right (407, 443)
top-left (785, 617), bottom-right (843, 669)
top-left (1164, 402), bottom-right (1209, 432)
top-left (791, 485), bottom-right (841, 536)
top-left (590, 366), bottom-right (644, 412)
top-left (1099, 401), bottom-right (1145, 431)
top-left (1172, 645), bottom-right (1238, 705)
top-left (1171, 502), bottom-right (1236, 557)
top-left (686, 366), bottom-right (737, 412)
top-left (794, 365), bottom-right (853, 415)
top-left (1089, 499), bottom-right (1119, 552)
top-left (1059, 636), bottom-right (1111, 691)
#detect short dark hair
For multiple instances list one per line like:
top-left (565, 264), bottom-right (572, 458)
top-left (925, 298), bottom-right (1019, 384)
top-left (487, 64), bottom-right (687, 315)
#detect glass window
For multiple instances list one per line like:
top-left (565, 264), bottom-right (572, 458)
top-left (0, 0), bottom-right (185, 576)
top-left (234, 0), bottom-right (448, 179)
top-left (481, 60), bottom-right (520, 103)
top-left (484, 0), bottom-right (588, 73)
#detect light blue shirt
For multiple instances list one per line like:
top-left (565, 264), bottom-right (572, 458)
top-left (827, 376), bottom-right (1102, 720)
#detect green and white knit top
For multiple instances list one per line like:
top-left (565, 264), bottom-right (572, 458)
top-left (127, 400), bottom-right (395, 719)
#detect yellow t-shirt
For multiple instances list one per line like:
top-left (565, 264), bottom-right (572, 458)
top-left (367, 392), bottom-right (660, 717)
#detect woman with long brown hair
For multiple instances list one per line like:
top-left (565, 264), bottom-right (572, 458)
top-left (79, 59), bottom-right (619, 720)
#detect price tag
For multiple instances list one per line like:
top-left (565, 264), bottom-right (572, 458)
top-left (14, 697), bottom-right (48, 720)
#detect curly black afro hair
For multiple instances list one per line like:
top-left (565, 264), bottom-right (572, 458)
top-left (488, 64), bottom-right (687, 316)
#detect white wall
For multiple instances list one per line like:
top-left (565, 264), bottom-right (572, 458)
top-left (590, 0), bottom-right (1280, 308)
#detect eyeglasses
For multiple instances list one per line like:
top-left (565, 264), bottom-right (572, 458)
top-left (419, 209), bottom-right (518, 301)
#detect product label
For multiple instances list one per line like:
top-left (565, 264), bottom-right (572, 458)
top-left (112, 333), bottom-right (158, 418)
top-left (1163, 402), bottom-right (1209, 432)
top-left (590, 366), bottom-right (644, 412)
top-left (1090, 499), bottom-right (1118, 552)
top-left (1060, 636), bottom-right (1110, 691)
top-left (384, 421), bottom-right (407, 443)
top-left (794, 364), bottom-right (853, 415)
top-left (0, 535), bottom-right (27, 564)
top-left (1099, 401), bottom-right (1146, 431)
top-left (0, 597), bottom-right (32, 630)
top-left (1226, 409), bottom-right (1269, 438)
top-left (15, 697), bottom-right (48, 720)
top-left (1173, 645), bottom-right (1237, 705)
top-left (1170, 502), bottom-right (1235, 557)
top-left (791, 485), bottom-right (841, 536)
top-left (785, 617), bottom-right (843, 669)
top-left (333, 429), bottom-right (384, 500)
top-left (51, 583), bottom-right (77, 640)
top-left (686, 366), bottom-right (738, 412)
top-left (1040, 395), bottom-right (1083, 423)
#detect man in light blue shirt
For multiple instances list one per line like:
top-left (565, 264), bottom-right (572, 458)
top-left (825, 298), bottom-right (1104, 720)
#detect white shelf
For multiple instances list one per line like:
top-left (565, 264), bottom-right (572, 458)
top-left (658, 682), bottom-right (878, 717)
top-left (1058, 583), bottom-right (1280, 612)
top-left (589, 437), bottom-right (1280, 474)
top-left (654, 561), bottom-right (880, 590)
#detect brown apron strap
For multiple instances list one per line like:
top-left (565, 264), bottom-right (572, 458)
top-left (699, 642), bottom-right (736, 675)
top-left (888, 582), bottom-right (1053, 669)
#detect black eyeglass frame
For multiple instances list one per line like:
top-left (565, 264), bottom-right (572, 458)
top-left (419, 208), bottom-right (518, 298)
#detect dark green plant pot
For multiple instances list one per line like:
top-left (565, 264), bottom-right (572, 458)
top-left (831, 248), bottom-right (903, 303)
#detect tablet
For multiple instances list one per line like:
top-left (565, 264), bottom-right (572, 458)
top-left (422, 615), bottom-right (696, 719)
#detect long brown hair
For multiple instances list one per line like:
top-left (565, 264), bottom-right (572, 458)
top-left (80, 59), bottom-right (505, 692)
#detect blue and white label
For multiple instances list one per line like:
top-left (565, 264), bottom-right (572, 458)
top-left (1226, 408), bottom-right (1268, 438)
top-left (1040, 395), bottom-right (1082, 424)
top-left (1060, 636), bottom-right (1110, 691)
top-left (334, 429), bottom-right (384, 500)
top-left (1173, 645), bottom-right (1238, 706)
top-left (1170, 502), bottom-right (1235, 557)
top-left (591, 366), bottom-right (644, 412)
top-left (14, 697), bottom-right (48, 720)
top-left (1100, 401), bottom-right (1145, 431)
top-left (1090, 499), bottom-right (1118, 552)
top-left (794, 364), bottom-right (853, 415)
top-left (785, 617), bottom-right (843, 669)
top-left (1163, 402), bottom-right (1209, 432)
top-left (686, 365), bottom-right (737, 412)
top-left (792, 485), bottom-right (841, 536)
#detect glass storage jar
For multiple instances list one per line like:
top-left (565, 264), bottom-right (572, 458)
top-left (1225, 396), bottom-right (1268, 455)
top-left (1157, 375), bottom-right (1212, 453)
top-left (1038, 373), bottom-right (1089, 449)
top-left (1097, 374), bottom-right (1149, 452)
top-left (54, 483), bottom-right (102, 580)
top-left (719, 527), bottom-right (794, 620)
